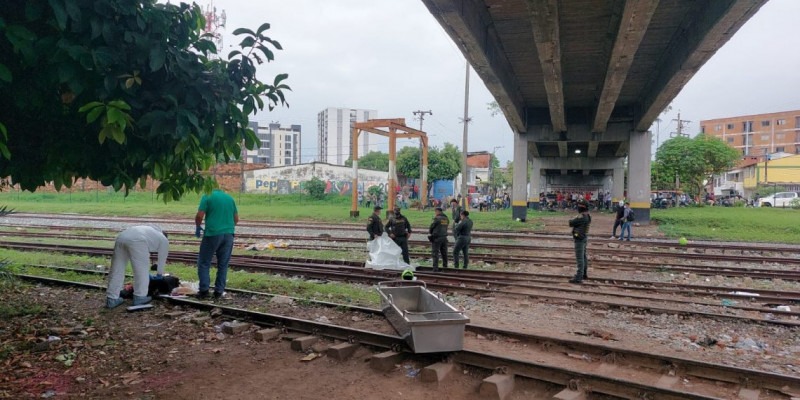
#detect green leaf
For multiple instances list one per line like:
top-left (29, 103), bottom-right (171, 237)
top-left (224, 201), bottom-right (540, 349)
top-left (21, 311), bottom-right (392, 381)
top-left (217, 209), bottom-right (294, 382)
top-left (232, 28), bottom-right (255, 36)
top-left (77, 101), bottom-right (103, 113)
top-left (240, 36), bottom-right (256, 48)
top-left (256, 23), bottom-right (270, 34)
top-left (0, 64), bottom-right (11, 82)
top-left (108, 100), bottom-right (131, 111)
top-left (48, 0), bottom-right (68, 29)
top-left (0, 142), bottom-right (10, 160)
top-left (149, 46), bottom-right (166, 71)
top-left (86, 106), bottom-right (103, 123)
top-left (106, 107), bottom-right (123, 125)
top-left (110, 126), bottom-right (125, 144)
top-left (64, 0), bottom-right (81, 23)
top-left (0, 122), bottom-right (6, 140)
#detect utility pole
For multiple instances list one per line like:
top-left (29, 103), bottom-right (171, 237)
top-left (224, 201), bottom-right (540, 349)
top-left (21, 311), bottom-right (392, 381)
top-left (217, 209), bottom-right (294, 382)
top-left (460, 61), bottom-right (471, 210)
top-left (412, 109), bottom-right (432, 203)
top-left (670, 112), bottom-right (691, 138)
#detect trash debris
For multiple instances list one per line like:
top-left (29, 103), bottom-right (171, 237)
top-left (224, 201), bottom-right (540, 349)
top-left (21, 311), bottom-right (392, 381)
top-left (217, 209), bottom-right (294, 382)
top-left (170, 281), bottom-right (199, 296)
top-left (46, 336), bottom-right (61, 342)
top-left (215, 321), bottom-right (232, 333)
top-left (404, 365), bottom-right (420, 377)
top-left (721, 299), bottom-right (737, 307)
top-left (729, 291), bottom-right (760, 297)
top-left (300, 353), bottom-right (320, 362)
top-left (315, 316), bottom-right (331, 324)
top-left (776, 306), bottom-right (791, 312)
top-left (41, 390), bottom-right (56, 398)
top-left (697, 336), bottom-right (717, 347)
top-left (247, 240), bottom-right (288, 251)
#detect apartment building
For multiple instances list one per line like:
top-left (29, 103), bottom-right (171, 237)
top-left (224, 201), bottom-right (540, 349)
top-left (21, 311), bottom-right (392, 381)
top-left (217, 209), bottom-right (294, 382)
top-left (244, 122), bottom-right (301, 167)
top-left (700, 110), bottom-right (800, 163)
top-left (317, 108), bottom-right (378, 165)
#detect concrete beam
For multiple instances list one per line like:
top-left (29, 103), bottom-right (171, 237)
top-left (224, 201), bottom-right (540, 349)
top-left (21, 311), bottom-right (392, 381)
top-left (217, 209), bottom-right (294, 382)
top-left (530, 142), bottom-right (540, 157)
top-left (587, 141), bottom-right (599, 158)
top-left (636, 0), bottom-right (767, 131)
top-left (593, 0), bottom-right (660, 133)
top-left (422, 0), bottom-right (527, 133)
top-left (615, 141), bottom-right (629, 157)
top-left (526, 0), bottom-right (566, 133)
top-left (535, 157), bottom-right (625, 171)
top-left (558, 141), bottom-right (567, 157)
top-left (529, 123), bottom-right (632, 142)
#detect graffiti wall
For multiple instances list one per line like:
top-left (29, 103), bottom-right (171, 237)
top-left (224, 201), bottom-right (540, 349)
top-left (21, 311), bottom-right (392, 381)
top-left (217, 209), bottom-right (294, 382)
top-left (244, 162), bottom-right (388, 195)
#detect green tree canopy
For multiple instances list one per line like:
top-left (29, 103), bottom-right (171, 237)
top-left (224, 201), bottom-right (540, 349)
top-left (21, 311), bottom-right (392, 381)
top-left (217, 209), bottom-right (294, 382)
top-left (394, 144), bottom-right (461, 181)
top-left (653, 134), bottom-right (740, 196)
top-left (345, 151), bottom-right (389, 171)
top-left (396, 146), bottom-right (421, 179)
top-left (0, 0), bottom-right (289, 200)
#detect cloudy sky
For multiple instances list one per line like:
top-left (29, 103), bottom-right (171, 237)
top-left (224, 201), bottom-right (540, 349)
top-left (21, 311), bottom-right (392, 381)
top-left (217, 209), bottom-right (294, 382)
top-left (206, 0), bottom-right (800, 164)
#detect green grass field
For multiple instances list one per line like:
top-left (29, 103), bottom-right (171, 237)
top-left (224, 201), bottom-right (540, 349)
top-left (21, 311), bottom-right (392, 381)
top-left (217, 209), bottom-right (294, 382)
top-left (651, 206), bottom-right (800, 243)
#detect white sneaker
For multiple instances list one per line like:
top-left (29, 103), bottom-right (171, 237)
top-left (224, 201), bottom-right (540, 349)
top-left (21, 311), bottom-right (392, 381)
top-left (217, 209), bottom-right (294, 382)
top-left (610, 236), bottom-right (616, 239)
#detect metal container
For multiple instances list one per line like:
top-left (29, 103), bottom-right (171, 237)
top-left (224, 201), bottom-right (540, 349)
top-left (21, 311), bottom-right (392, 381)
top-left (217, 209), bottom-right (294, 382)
top-left (377, 280), bottom-right (470, 353)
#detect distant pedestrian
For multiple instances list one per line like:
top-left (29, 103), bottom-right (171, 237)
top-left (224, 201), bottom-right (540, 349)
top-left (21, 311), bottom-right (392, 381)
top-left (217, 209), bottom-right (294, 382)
top-left (619, 202), bottom-right (633, 241)
top-left (568, 202), bottom-right (591, 284)
top-left (195, 188), bottom-right (238, 300)
top-left (611, 200), bottom-right (624, 238)
top-left (450, 199), bottom-right (462, 225)
top-left (366, 205), bottom-right (384, 240)
top-left (105, 225), bottom-right (169, 308)
top-left (428, 207), bottom-right (449, 271)
top-left (386, 206), bottom-right (412, 264)
top-left (453, 210), bottom-right (473, 269)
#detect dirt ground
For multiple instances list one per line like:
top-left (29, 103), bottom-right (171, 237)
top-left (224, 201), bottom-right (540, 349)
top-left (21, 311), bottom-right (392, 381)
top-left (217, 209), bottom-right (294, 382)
top-left (534, 210), bottom-right (665, 238)
top-left (0, 285), bottom-right (556, 400)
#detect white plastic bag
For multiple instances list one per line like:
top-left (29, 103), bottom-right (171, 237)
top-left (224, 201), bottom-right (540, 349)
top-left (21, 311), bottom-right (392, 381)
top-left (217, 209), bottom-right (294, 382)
top-left (366, 233), bottom-right (409, 270)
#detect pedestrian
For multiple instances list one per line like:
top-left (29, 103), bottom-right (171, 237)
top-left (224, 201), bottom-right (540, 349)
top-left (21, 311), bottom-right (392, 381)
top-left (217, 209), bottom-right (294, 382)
top-left (453, 210), bottom-right (473, 269)
top-left (195, 188), bottom-right (238, 300)
top-left (619, 202), bottom-right (633, 241)
top-left (428, 207), bottom-right (449, 272)
top-left (611, 200), bottom-right (624, 238)
top-left (105, 225), bottom-right (169, 308)
top-left (568, 202), bottom-right (591, 284)
top-left (366, 205), bottom-right (383, 240)
top-left (450, 198), bottom-right (462, 225)
top-left (386, 206), bottom-right (412, 264)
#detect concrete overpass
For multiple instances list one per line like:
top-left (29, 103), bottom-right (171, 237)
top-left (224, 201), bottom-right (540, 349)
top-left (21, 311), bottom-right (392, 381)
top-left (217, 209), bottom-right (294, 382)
top-left (422, 0), bottom-right (766, 222)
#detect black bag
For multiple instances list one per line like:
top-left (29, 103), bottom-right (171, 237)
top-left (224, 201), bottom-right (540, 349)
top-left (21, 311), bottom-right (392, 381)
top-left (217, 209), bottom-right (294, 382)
top-left (627, 209), bottom-right (635, 222)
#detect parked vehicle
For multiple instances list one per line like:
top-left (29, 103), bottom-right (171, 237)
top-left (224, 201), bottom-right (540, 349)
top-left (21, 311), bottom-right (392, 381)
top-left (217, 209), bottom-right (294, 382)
top-left (758, 192), bottom-right (799, 207)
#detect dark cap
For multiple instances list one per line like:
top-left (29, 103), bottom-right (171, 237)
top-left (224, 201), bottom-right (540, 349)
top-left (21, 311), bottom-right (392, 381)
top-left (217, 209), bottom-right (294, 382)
top-left (373, 206), bottom-right (382, 211)
top-left (434, 207), bottom-right (443, 212)
top-left (450, 199), bottom-right (458, 203)
top-left (394, 206), bottom-right (401, 212)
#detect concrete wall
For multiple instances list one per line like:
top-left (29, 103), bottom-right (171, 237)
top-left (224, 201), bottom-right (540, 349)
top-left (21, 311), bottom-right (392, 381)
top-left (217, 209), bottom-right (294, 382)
top-left (244, 162), bottom-right (388, 195)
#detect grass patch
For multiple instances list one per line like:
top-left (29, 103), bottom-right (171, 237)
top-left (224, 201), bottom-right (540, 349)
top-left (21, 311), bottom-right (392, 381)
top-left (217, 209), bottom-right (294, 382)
top-left (651, 207), bottom-right (800, 243)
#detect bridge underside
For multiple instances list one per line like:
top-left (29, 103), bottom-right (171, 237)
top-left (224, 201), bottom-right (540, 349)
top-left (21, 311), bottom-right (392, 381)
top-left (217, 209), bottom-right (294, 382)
top-left (422, 0), bottom-right (766, 222)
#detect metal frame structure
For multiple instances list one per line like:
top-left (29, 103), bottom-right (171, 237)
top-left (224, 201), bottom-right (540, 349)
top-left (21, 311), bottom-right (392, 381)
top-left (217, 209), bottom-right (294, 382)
top-left (349, 119), bottom-right (428, 217)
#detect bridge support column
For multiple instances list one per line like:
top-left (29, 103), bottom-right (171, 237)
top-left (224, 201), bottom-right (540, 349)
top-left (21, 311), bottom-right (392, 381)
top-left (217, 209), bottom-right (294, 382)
top-left (612, 167), bottom-right (625, 207)
top-left (512, 132), bottom-right (528, 221)
top-left (529, 157), bottom-right (542, 210)
top-left (628, 131), bottom-right (651, 223)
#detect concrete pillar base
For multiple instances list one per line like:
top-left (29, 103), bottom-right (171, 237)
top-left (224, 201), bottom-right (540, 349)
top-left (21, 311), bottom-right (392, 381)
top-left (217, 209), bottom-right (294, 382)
top-left (631, 206), bottom-right (650, 224)
top-left (511, 206), bottom-right (527, 222)
top-left (529, 201), bottom-right (540, 210)
top-left (350, 210), bottom-right (360, 218)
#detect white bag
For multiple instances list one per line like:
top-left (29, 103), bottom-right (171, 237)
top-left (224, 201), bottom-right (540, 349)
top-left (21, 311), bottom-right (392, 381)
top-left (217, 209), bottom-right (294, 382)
top-left (366, 233), bottom-right (410, 270)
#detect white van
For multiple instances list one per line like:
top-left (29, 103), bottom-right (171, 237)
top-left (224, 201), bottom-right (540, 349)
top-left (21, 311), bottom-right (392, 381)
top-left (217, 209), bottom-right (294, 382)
top-left (758, 192), bottom-right (799, 207)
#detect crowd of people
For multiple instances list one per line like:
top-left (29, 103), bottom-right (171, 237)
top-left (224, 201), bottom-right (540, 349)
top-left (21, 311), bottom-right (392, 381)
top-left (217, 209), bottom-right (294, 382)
top-left (539, 190), bottom-right (614, 211)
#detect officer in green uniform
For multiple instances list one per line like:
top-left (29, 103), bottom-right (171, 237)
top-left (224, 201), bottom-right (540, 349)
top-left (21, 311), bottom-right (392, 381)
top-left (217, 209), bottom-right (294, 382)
top-left (450, 199), bottom-right (462, 224)
top-left (568, 201), bottom-right (592, 284)
top-left (366, 205), bottom-right (383, 240)
top-left (453, 210), bottom-right (473, 269)
top-left (385, 206), bottom-right (412, 264)
top-left (428, 207), bottom-right (449, 272)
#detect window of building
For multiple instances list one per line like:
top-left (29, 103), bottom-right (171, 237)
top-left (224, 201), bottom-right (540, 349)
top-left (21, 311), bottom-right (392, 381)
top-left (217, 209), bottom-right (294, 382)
top-left (776, 146), bottom-right (785, 153)
top-left (700, 125), bottom-right (705, 133)
top-left (726, 123), bottom-right (734, 130)
top-left (715, 124), bottom-right (721, 131)
top-left (743, 121), bottom-right (753, 132)
top-left (761, 120), bottom-right (770, 127)
top-left (776, 133), bottom-right (784, 139)
top-left (761, 135), bottom-right (769, 141)
top-left (777, 119), bottom-right (786, 125)
top-left (285, 150), bottom-right (291, 156)
top-left (727, 137), bottom-right (734, 143)
top-left (285, 135), bottom-right (292, 141)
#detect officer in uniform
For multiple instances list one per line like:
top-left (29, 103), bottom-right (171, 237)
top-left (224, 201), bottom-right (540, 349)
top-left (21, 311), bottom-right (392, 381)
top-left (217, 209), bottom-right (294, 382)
top-left (568, 201), bottom-right (592, 284)
top-left (385, 206), bottom-right (412, 264)
top-left (453, 210), bottom-right (473, 269)
top-left (450, 198), bottom-right (462, 225)
top-left (366, 205), bottom-right (383, 240)
top-left (428, 207), bottom-right (449, 272)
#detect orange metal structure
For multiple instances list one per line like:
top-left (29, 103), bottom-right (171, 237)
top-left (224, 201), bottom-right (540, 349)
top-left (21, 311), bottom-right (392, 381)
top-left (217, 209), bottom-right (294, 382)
top-left (350, 119), bottom-right (428, 217)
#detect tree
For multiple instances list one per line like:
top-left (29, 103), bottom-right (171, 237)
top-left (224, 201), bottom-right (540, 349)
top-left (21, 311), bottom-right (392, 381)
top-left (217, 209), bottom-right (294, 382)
top-left (653, 134), bottom-right (740, 196)
top-left (487, 101), bottom-right (503, 117)
top-left (344, 151), bottom-right (389, 171)
top-left (305, 177), bottom-right (325, 199)
top-left (0, 0), bottom-right (289, 200)
top-left (428, 143), bottom-right (461, 181)
top-left (396, 146), bottom-right (420, 178)
top-left (489, 155), bottom-right (510, 190)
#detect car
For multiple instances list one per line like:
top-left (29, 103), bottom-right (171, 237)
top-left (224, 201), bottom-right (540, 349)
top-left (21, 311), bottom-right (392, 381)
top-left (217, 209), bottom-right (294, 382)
top-left (758, 192), bottom-right (799, 207)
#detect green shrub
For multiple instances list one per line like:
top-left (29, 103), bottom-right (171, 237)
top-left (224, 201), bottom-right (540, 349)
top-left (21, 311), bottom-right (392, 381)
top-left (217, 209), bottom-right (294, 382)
top-left (305, 177), bottom-right (326, 199)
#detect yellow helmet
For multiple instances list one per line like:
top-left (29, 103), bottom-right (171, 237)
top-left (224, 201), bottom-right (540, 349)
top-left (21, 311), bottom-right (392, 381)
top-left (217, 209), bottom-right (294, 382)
top-left (401, 269), bottom-right (414, 280)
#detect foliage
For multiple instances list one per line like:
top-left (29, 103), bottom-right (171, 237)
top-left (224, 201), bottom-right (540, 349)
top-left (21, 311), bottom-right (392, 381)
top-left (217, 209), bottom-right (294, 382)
top-left (304, 177), bottom-right (326, 199)
top-left (396, 146), bottom-right (421, 179)
top-left (367, 185), bottom-right (383, 198)
top-left (429, 143), bottom-right (461, 181)
top-left (0, 0), bottom-right (289, 200)
top-left (754, 185), bottom-right (786, 197)
top-left (344, 151), bottom-right (389, 171)
top-left (652, 134), bottom-right (740, 197)
top-left (791, 198), bottom-right (800, 210)
top-left (487, 101), bottom-right (502, 117)
top-left (489, 155), bottom-right (511, 190)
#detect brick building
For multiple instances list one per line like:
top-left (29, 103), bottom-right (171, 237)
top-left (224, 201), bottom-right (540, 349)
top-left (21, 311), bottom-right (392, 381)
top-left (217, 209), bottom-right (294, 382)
top-left (700, 110), bottom-right (800, 162)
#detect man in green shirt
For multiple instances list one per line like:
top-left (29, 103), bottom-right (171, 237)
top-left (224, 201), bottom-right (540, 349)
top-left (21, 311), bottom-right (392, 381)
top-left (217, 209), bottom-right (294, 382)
top-left (195, 189), bottom-right (239, 299)
top-left (453, 210), bottom-right (473, 269)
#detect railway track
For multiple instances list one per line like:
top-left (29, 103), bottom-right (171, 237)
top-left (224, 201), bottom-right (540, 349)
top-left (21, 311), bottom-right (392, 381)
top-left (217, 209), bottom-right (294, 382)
top-left (12, 272), bottom-right (800, 399)
top-left (4, 241), bottom-right (799, 328)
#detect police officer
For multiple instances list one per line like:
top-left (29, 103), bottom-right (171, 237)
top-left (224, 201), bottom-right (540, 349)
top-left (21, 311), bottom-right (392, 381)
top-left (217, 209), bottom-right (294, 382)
top-left (568, 201), bottom-right (592, 284)
top-left (385, 206), bottom-right (412, 264)
top-left (453, 210), bottom-right (473, 269)
top-left (366, 205), bottom-right (383, 240)
top-left (450, 198), bottom-right (462, 224)
top-left (428, 207), bottom-right (449, 272)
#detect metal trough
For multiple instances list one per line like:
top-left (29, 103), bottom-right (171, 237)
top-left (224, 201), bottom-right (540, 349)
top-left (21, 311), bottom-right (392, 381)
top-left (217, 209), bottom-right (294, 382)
top-left (377, 280), bottom-right (469, 353)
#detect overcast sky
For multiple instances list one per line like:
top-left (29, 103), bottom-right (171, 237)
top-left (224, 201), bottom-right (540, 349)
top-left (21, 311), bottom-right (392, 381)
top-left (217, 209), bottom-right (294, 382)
top-left (206, 0), bottom-right (800, 164)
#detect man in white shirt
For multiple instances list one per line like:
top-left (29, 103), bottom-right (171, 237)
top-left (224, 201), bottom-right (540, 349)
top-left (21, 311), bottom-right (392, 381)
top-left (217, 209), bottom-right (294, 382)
top-left (105, 225), bottom-right (169, 308)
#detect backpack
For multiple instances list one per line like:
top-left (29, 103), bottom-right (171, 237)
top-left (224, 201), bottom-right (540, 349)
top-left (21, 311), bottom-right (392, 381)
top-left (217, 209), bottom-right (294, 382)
top-left (627, 209), bottom-right (635, 222)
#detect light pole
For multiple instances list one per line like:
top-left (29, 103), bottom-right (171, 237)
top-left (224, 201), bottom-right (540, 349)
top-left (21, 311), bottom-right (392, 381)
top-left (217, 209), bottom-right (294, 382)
top-left (491, 146), bottom-right (504, 192)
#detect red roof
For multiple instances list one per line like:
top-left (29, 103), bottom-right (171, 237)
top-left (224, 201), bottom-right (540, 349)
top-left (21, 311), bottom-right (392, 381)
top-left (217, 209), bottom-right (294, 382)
top-left (467, 154), bottom-right (490, 168)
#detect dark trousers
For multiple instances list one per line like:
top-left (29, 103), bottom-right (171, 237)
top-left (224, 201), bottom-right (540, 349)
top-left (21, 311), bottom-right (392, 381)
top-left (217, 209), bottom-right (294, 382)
top-left (431, 237), bottom-right (448, 271)
top-left (612, 219), bottom-right (622, 237)
top-left (574, 237), bottom-right (588, 281)
top-left (393, 236), bottom-right (410, 264)
top-left (453, 236), bottom-right (471, 268)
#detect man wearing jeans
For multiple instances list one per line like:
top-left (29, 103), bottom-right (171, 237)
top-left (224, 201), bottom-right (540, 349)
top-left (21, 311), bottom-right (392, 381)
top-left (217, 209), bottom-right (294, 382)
top-left (195, 189), bottom-right (238, 299)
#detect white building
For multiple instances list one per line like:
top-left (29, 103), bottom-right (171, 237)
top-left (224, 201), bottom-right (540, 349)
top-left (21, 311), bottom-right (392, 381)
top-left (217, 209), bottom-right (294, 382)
top-left (245, 122), bottom-right (301, 166)
top-left (317, 107), bottom-right (378, 165)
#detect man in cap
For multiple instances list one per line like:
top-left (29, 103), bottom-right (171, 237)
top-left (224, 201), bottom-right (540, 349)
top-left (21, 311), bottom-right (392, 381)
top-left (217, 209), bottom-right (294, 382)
top-left (428, 207), bottom-right (450, 272)
top-left (569, 201), bottom-right (592, 284)
top-left (611, 200), bottom-right (624, 238)
top-left (385, 206), bottom-right (412, 264)
top-left (105, 225), bottom-right (169, 308)
top-left (366, 205), bottom-right (384, 240)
